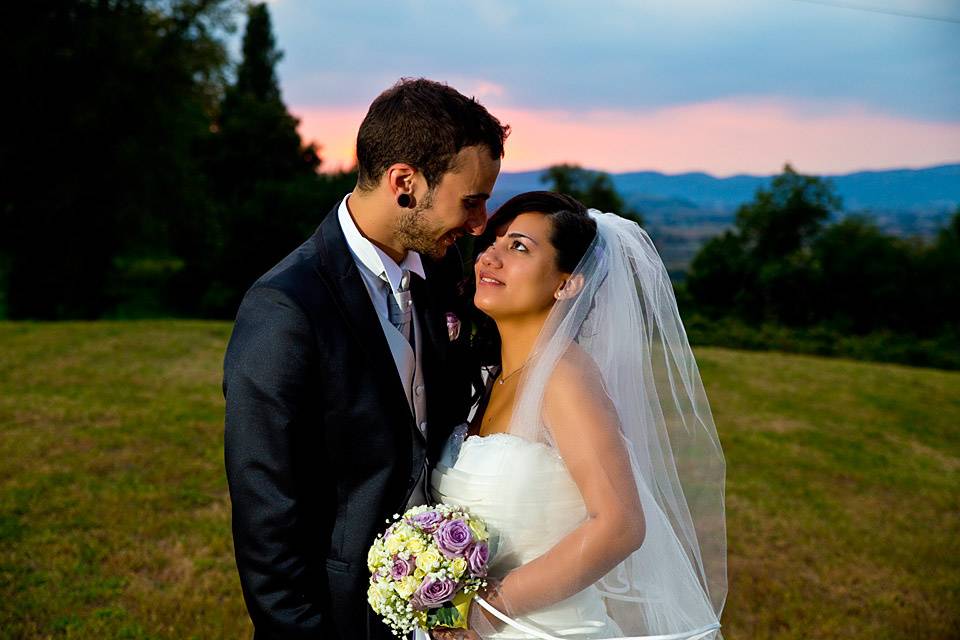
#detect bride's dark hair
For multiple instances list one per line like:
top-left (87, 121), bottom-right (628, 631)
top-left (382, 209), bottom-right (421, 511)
top-left (467, 191), bottom-right (597, 386)
top-left (479, 191), bottom-right (596, 272)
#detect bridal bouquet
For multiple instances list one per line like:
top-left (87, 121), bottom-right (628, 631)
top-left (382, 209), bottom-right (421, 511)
top-left (367, 504), bottom-right (491, 636)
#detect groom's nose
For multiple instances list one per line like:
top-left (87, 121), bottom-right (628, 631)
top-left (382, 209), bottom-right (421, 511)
top-left (464, 205), bottom-right (488, 236)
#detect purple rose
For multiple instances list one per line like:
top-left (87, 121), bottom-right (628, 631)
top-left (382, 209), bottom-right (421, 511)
top-left (409, 510), bottom-right (444, 533)
top-left (390, 555), bottom-right (414, 580)
top-left (435, 519), bottom-right (473, 558)
top-left (410, 511), bottom-right (443, 533)
top-left (467, 541), bottom-right (489, 577)
top-left (410, 576), bottom-right (458, 610)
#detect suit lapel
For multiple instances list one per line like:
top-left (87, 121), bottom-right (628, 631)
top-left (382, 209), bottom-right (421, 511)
top-left (410, 273), bottom-right (447, 363)
top-left (410, 272), bottom-right (455, 457)
top-left (313, 205), bottom-right (391, 359)
top-left (313, 202), bottom-right (426, 445)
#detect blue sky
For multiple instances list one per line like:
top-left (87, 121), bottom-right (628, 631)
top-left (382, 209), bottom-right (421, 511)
top-left (250, 0), bottom-right (960, 175)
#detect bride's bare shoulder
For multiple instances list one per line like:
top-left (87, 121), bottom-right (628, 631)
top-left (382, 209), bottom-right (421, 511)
top-left (542, 344), bottom-right (621, 451)
top-left (545, 343), bottom-right (608, 405)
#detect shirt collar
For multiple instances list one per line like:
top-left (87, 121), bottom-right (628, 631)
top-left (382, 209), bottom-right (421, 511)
top-left (337, 193), bottom-right (426, 290)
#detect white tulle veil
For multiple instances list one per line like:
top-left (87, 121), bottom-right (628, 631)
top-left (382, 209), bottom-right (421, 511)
top-left (475, 210), bottom-right (727, 639)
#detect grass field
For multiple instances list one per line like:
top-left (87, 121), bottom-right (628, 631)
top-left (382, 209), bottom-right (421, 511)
top-left (0, 321), bottom-right (957, 639)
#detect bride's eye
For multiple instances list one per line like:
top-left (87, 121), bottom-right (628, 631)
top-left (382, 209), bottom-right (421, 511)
top-left (510, 240), bottom-right (528, 252)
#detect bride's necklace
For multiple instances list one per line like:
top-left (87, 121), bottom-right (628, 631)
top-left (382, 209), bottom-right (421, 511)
top-left (497, 362), bottom-right (528, 385)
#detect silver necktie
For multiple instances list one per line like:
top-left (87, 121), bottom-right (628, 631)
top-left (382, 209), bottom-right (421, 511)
top-left (384, 270), bottom-right (412, 344)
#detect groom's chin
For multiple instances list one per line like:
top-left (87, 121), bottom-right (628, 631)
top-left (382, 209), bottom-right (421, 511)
top-left (423, 242), bottom-right (450, 261)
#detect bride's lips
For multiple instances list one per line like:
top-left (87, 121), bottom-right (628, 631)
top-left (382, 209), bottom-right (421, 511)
top-left (477, 271), bottom-right (505, 287)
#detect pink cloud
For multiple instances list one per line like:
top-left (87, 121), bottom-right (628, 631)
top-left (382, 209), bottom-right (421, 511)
top-left (293, 98), bottom-right (960, 177)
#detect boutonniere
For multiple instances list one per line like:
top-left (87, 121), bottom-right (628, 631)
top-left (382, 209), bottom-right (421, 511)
top-left (445, 312), bottom-right (461, 342)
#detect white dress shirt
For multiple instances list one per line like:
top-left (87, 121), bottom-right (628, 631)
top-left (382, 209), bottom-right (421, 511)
top-left (337, 194), bottom-right (430, 508)
top-left (337, 193), bottom-right (425, 316)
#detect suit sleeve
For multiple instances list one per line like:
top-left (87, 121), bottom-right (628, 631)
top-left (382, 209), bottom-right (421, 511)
top-left (223, 285), bottom-right (326, 638)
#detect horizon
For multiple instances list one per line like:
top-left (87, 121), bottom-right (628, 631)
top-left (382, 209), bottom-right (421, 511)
top-left (430, 159), bottom-right (960, 179)
top-left (298, 101), bottom-right (960, 178)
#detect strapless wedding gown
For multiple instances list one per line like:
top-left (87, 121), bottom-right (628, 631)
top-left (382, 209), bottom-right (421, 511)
top-left (430, 425), bottom-right (624, 639)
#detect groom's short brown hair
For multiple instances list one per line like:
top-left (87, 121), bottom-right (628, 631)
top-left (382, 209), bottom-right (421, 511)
top-left (355, 78), bottom-right (509, 191)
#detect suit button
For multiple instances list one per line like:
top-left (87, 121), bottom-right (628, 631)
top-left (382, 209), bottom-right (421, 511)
top-left (419, 421), bottom-right (427, 432)
top-left (415, 384), bottom-right (424, 397)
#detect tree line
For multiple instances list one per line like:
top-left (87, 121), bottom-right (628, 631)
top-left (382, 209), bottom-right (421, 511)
top-left (541, 163), bottom-right (959, 368)
top-left (680, 166), bottom-right (960, 369)
top-left (1, 2), bottom-right (956, 368)
top-left (1, 0), bottom-right (353, 320)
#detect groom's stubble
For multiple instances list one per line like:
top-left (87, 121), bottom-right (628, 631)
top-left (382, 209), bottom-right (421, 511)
top-left (394, 188), bottom-right (449, 260)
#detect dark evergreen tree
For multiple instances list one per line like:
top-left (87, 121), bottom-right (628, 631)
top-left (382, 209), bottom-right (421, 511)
top-left (208, 3), bottom-right (318, 194)
top-left (202, 1), bottom-right (334, 315)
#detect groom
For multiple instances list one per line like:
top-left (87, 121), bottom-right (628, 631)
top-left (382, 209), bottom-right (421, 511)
top-left (223, 78), bottom-right (507, 639)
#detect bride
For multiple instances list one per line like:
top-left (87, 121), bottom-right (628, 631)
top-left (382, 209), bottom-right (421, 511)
top-left (429, 192), bottom-right (727, 640)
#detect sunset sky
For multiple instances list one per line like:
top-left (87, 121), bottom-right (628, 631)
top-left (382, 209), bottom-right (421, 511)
top-left (255, 0), bottom-right (960, 177)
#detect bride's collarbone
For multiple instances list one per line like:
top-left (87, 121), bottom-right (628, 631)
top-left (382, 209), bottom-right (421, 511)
top-left (474, 380), bottom-right (517, 437)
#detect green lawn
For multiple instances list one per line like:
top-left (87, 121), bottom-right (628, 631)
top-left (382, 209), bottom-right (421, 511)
top-left (0, 321), bottom-right (957, 639)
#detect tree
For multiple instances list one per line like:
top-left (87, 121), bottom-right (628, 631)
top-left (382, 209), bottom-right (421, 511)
top-left (686, 230), bottom-right (750, 316)
top-left (200, 2), bottom-right (329, 315)
top-left (915, 207), bottom-right (960, 336)
top-left (735, 165), bottom-right (839, 261)
top-left (206, 3), bottom-right (318, 195)
top-left (0, 0), bottom-right (235, 319)
top-left (809, 216), bottom-right (913, 333)
top-left (541, 164), bottom-right (643, 225)
top-left (686, 164), bottom-right (840, 325)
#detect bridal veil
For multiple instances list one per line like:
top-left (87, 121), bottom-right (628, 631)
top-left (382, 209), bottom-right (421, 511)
top-left (473, 210), bottom-right (727, 640)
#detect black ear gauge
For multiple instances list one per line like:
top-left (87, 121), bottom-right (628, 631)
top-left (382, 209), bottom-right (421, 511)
top-left (397, 193), bottom-right (412, 208)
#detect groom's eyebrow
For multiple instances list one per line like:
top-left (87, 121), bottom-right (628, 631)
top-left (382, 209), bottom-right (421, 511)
top-left (465, 192), bottom-right (490, 200)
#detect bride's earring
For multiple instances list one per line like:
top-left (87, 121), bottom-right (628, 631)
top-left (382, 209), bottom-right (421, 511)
top-left (554, 281), bottom-right (567, 300)
top-left (555, 275), bottom-right (584, 300)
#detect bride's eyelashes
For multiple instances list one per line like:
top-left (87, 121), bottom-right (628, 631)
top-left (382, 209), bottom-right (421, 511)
top-left (475, 236), bottom-right (531, 259)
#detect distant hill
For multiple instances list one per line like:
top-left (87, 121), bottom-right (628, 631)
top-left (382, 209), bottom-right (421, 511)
top-left (491, 163), bottom-right (960, 273)
top-left (493, 163), bottom-right (960, 212)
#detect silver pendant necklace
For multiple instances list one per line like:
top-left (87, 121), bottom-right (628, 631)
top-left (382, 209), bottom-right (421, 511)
top-left (498, 362), bottom-right (528, 385)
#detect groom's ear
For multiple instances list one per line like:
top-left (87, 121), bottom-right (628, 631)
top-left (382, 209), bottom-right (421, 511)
top-left (386, 163), bottom-right (419, 199)
top-left (555, 274), bottom-right (585, 300)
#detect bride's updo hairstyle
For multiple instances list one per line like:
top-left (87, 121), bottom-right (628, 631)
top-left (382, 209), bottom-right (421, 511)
top-left (478, 191), bottom-right (597, 273)
top-left (469, 191), bottom-right (598, 377)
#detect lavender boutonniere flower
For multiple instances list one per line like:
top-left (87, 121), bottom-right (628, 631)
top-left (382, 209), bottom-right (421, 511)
top-left (445, 312), bottom-right (461, 342)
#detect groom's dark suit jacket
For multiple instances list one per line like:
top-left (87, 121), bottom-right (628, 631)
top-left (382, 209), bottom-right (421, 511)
top-left (223, 201), bottom-right (474, 639)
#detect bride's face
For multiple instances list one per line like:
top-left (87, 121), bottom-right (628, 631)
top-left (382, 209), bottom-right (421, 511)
top-left (474, 212), bottom-right (569, 320)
